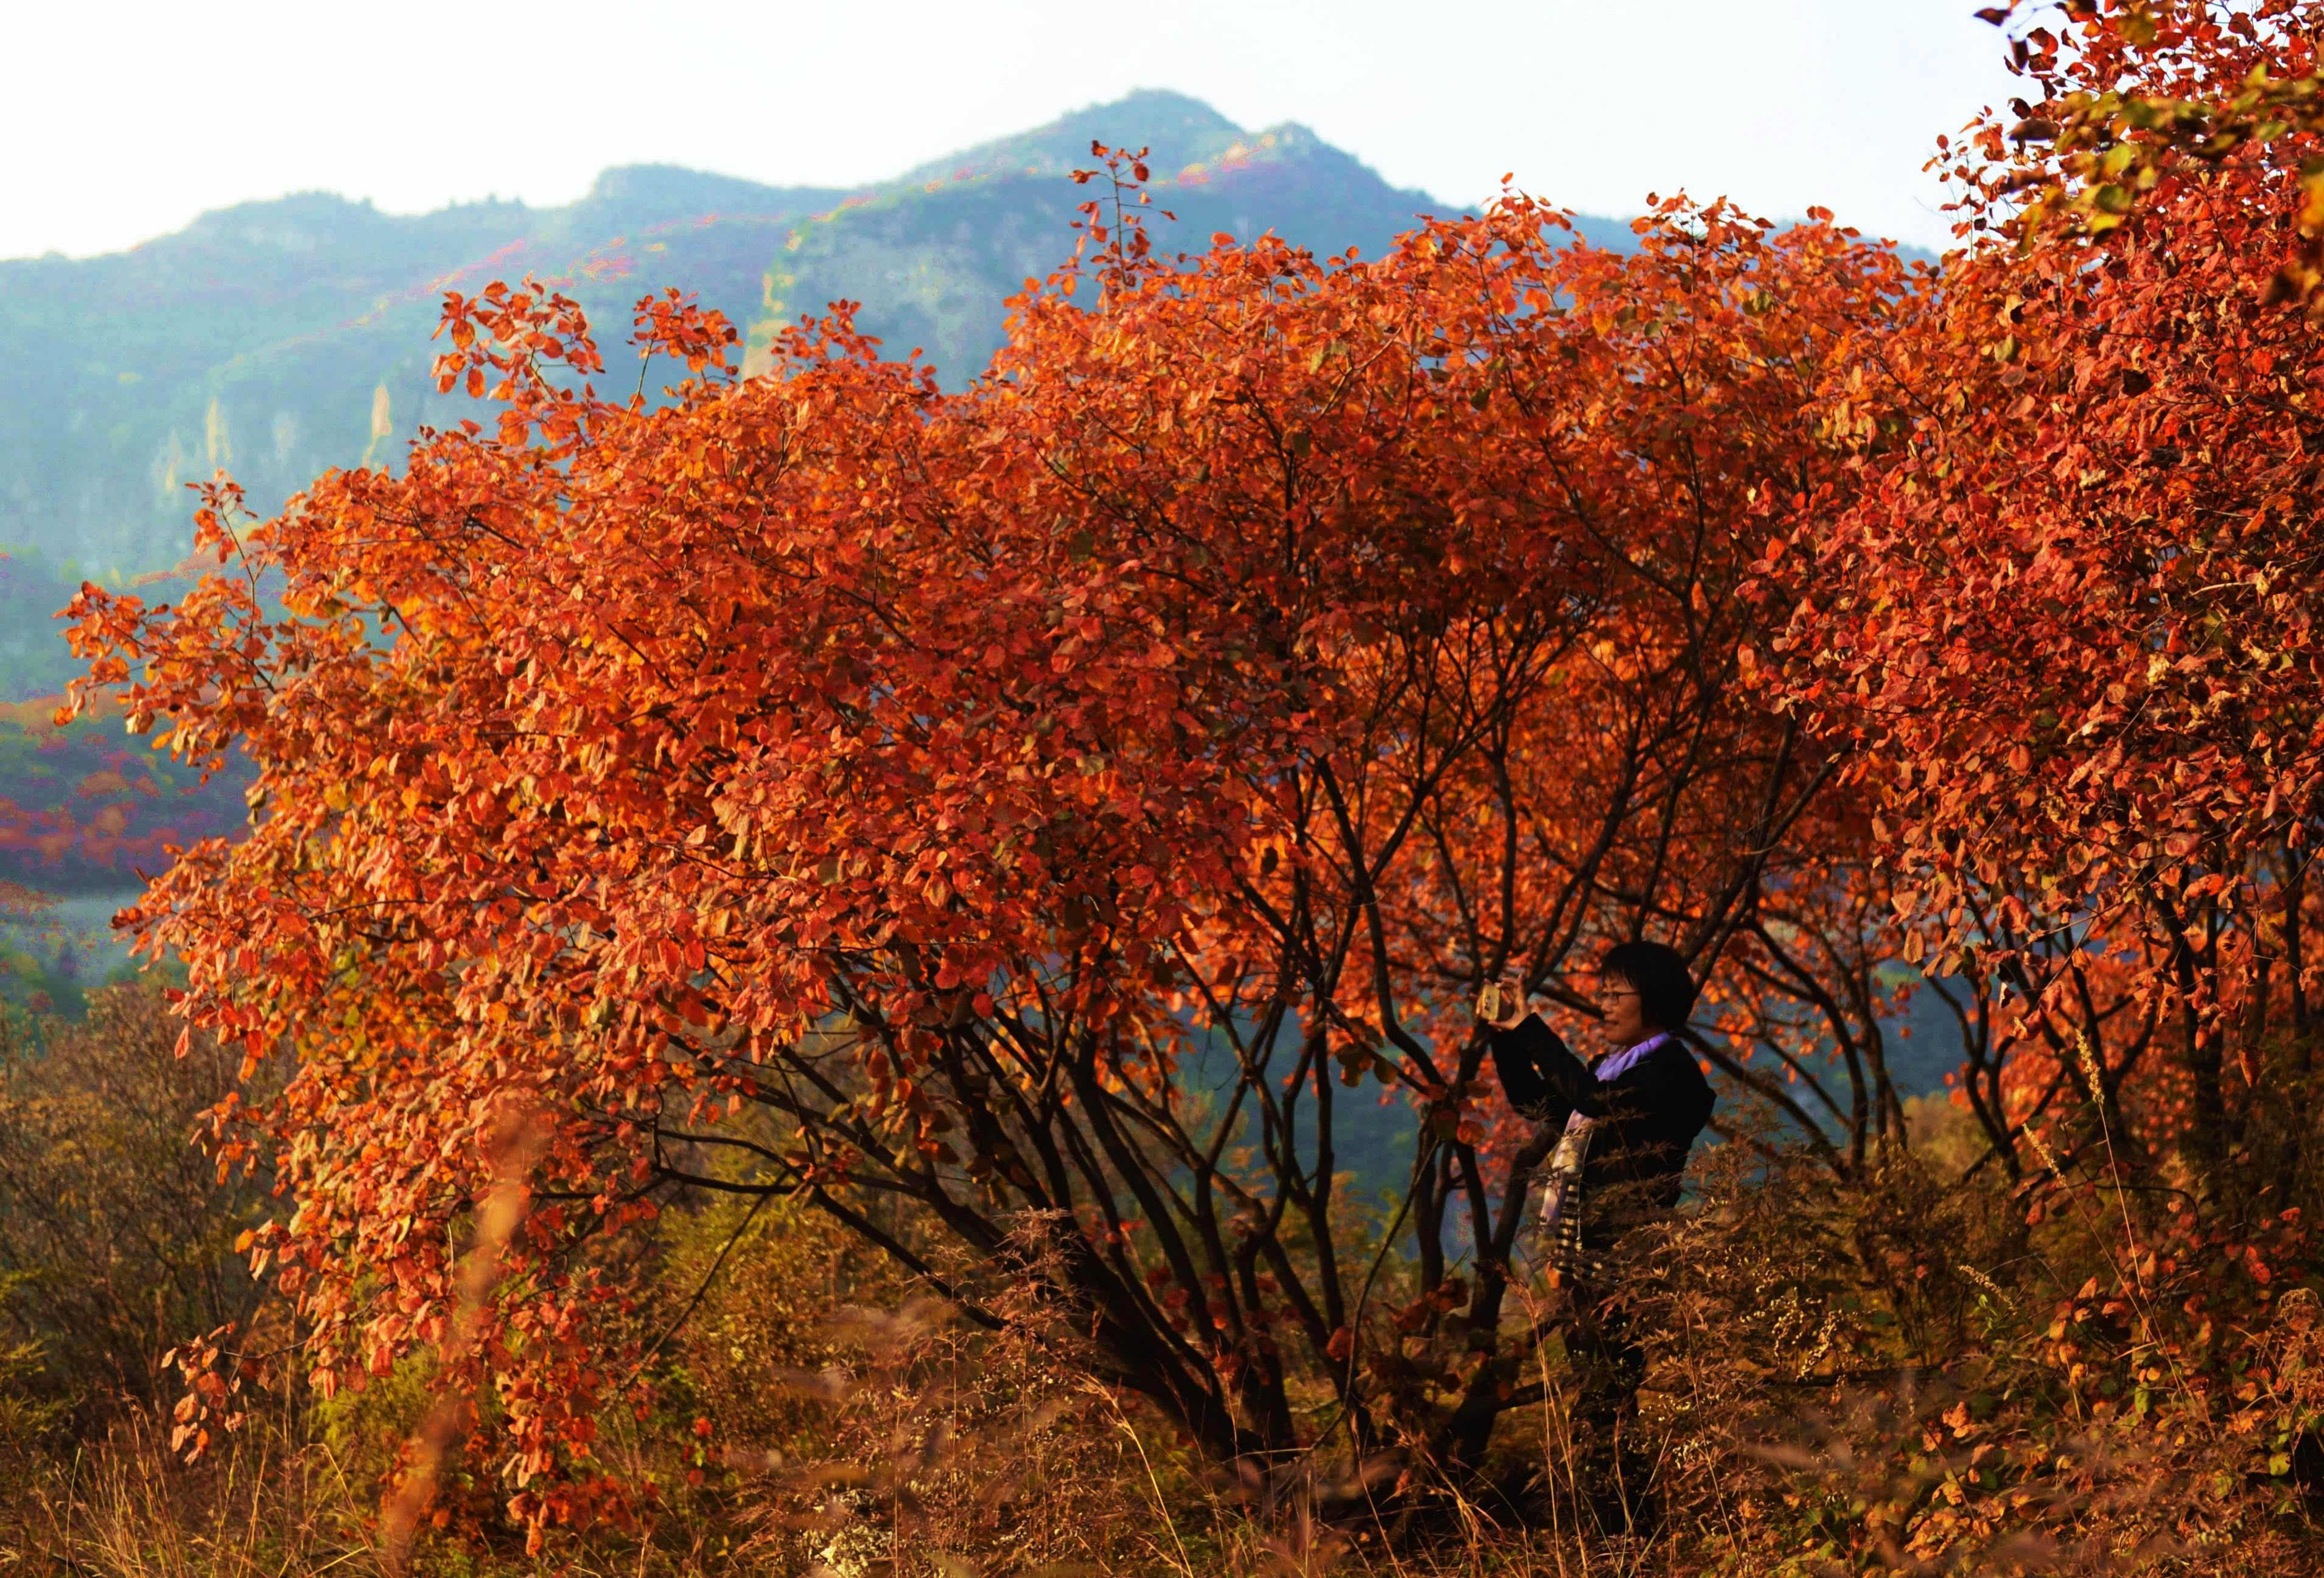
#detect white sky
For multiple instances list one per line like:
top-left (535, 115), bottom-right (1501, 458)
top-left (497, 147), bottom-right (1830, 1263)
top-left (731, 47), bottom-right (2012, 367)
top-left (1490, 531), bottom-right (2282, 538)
top-left (5, 0), bottom-right (2023, 261)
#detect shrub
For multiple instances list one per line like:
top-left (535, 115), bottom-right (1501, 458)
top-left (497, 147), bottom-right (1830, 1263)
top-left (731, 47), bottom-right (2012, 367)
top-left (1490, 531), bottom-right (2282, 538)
top-left (0, 983), bottom-right (267, 1430)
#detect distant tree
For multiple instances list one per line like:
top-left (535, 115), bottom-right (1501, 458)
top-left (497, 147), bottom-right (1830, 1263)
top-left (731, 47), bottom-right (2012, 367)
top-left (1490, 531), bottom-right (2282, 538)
top-left (64, 156), bottom-right (1921, 1532)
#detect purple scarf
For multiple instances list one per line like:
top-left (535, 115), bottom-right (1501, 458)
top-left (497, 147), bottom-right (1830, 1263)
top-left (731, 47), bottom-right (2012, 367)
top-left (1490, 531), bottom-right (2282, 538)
top-left (1592, 1031), bottom-right (1673, 1085)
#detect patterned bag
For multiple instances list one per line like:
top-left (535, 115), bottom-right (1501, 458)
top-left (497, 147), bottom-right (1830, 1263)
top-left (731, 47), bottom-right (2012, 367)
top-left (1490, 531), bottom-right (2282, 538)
top-left (1537, 1110), bottom-right (1599, 1285)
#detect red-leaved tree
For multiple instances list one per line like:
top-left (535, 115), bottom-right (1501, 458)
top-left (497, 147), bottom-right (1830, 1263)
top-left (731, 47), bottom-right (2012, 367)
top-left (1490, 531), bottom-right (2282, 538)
top-left (1780, 0), bottom-right (2324, 1190)
top-left (66, 161), bottom-right (1922, 1531)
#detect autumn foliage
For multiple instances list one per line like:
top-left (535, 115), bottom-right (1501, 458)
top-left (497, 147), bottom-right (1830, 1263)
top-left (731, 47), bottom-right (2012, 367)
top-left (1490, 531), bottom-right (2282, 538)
top-left (1786, 0), bottom-right (2324, 1185)
top-left (44, 2), bottom-right (2324, 1562)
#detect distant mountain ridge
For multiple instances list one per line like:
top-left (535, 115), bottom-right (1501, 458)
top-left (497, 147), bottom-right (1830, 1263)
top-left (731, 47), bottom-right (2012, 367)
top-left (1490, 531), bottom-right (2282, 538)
top-left (903, 87), bottom-right (1296, 183)
top-left (0, 91), bottom-right (1637, 651)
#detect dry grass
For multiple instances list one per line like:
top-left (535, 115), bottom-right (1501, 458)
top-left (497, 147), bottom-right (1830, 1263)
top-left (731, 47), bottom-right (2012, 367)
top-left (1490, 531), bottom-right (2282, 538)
top-left (6, 1060), bottom-right (2323, 1576)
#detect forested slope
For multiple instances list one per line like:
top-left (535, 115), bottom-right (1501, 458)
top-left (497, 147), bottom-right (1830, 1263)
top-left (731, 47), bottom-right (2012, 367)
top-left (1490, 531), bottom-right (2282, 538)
top-left (0, 90), bottom-right (1577, 597)
top-left (0, 90), bottom-right (1589, 902)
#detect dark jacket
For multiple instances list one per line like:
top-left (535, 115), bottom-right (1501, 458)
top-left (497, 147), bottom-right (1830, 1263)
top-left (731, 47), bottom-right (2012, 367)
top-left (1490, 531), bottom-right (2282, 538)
top-left (1487, 1015), bottom-right (1717, 1251)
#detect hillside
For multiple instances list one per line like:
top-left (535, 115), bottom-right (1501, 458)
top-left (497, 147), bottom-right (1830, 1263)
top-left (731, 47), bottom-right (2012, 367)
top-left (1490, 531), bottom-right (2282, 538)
top-left (0, 89), bottom-right (1616, 906)
top-left (0, 91), bottom-right (1633, 608)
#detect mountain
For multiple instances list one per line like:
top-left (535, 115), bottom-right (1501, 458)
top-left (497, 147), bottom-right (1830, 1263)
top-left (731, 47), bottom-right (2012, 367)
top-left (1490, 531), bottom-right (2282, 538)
top-left (0, 91), bottom-right (1639, 909)
top-left (0, 90), bottom-right (1636, 605)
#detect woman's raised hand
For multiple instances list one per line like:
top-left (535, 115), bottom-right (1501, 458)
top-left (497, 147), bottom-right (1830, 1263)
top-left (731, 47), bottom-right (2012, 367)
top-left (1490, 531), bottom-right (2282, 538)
top-left (1475, 980), bottom-right (1530, 1031)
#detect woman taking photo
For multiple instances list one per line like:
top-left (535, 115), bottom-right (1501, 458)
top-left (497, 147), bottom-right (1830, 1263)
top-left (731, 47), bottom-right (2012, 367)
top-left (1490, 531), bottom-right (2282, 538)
top-left (1478, 940), bottom-right (1717, 1538)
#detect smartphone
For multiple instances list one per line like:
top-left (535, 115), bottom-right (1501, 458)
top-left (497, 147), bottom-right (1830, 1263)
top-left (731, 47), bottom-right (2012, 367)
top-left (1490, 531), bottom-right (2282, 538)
top-left (1476, 982), bottom-right (1506, 1022)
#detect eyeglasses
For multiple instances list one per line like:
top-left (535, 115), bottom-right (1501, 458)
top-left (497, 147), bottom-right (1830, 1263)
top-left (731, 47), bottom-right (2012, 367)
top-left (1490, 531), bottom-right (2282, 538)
top-left (1594, 986), bottom-right (1640, 1002)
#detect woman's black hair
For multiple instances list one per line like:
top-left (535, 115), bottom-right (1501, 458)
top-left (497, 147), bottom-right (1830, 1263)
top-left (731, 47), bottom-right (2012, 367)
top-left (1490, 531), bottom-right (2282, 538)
top-left (1601, 940), bottom-right (1698, 1034)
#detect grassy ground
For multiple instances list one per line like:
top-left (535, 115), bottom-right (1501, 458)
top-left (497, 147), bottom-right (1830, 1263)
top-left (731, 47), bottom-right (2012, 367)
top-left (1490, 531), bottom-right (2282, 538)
top-left (4, 990), bottom-right (2322, 1575)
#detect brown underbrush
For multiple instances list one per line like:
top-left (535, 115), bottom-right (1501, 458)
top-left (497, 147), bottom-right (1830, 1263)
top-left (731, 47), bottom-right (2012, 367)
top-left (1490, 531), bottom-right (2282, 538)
top-left (2, 991), bottom-right (2320, 1575)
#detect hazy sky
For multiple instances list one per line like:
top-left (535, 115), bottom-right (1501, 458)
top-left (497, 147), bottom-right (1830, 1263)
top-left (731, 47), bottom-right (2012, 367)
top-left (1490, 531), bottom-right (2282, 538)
top-left (7, 0), bottom-right (2023, 261)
